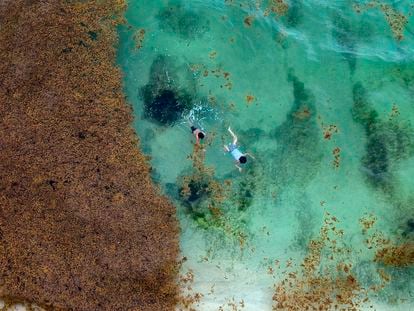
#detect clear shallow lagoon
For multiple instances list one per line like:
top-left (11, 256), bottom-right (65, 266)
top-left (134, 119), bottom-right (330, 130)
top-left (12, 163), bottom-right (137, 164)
top-left (118, 1), bottom-right (414, 309)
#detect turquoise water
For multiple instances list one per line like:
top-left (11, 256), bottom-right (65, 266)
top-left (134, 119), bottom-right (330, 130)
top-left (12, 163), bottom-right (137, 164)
top-left (118, 1), bottom-right (414, 309)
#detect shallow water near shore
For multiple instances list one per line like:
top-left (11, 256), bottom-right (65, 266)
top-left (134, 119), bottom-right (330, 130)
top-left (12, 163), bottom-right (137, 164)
top-left (118, 0), bottom-right (414, 309)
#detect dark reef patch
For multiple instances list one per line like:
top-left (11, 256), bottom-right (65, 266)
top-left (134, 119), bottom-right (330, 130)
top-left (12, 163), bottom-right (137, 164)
top-left (145, 89), bottom-right (190, 125)
top-left (230, 165), bottom-right (257, 212)
top-left (293, 194), bottom-right (319, 251)
top-left (157, 4), bottom-right (210, 40)
top-left (176, 146), bottom-right (226, 229)
top-left (178, 175), bottom-right (212, 223)
top-left (283, 0), bottom-right (303, 28)
top-left (236, 179), bottom-right (254, 211)
top-left (402, 218), bottom-right (414, 237)
top-left (407, 219), bottom-right (414, 232)
top-left (351, 82), bottom-right (414, 193)
top-left (352, 82), bottom-right (378, 129)
top-left (140, 55), bottom-right (194, 125)
top-left (390, 63), bottom-right (414, 97)
top-left (270, 70), bottom-right (323, 188)
top-left (182, 179), bottom-right (210, 204)
top-left (362, 131), bottom-right (390, 189)
top-left (264, 71), bottom-right (323, 251)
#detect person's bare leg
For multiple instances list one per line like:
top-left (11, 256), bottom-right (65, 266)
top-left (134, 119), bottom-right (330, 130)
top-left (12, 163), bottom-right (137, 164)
top-left (235, 164), bottom-right (242, 172)
top-left (228, 127), bottom-right (237, 145)
top-left (223, 145), bottom-right (230, 152)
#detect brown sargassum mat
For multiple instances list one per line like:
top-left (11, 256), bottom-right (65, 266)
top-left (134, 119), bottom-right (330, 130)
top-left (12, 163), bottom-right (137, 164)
top-left (0, 1), bottom-right (179, 310)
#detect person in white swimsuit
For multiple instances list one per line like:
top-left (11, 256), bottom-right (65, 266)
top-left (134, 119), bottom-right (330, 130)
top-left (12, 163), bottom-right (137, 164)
top-left (223, 127), bottom-right (254, 172)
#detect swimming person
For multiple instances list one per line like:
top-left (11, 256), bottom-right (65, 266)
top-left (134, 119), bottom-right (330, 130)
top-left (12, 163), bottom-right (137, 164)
top-left (224, 127), bottom-right (254, 172)
top-left (190, 125), bottom-right (205, 144)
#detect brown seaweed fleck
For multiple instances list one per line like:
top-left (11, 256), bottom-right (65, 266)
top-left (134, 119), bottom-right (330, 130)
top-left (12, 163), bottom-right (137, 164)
top-left (332, 147), bottom-right (341, 168)
top-left (244, 15), bottom-right (255, 27)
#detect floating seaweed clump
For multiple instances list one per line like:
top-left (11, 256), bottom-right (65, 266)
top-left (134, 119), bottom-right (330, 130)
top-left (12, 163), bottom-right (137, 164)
top-left (268, 0), bottom-right (289, 17)
top-left (157, 4), bottom-right (210, 40)
top-left (375, 243), bottom-right (414, 267)
top-left (358, 214), bottom-right (414, 302)
top-left (353, 1), bottom-right (409, 41)
top-left (379, 4), bottom-right (408, 41)
top-left (265, 0), bottom-right (303, 45)
top-left (244, 15), bottom-right (254, 27)
top-left (140, 55), bottom-right (194, 125)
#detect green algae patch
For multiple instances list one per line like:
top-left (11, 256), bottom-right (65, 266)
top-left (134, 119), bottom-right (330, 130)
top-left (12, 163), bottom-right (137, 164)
top-left (0, 1), bottom-right (179, 310)
top-left (179, 143), bottom-right (250, 249)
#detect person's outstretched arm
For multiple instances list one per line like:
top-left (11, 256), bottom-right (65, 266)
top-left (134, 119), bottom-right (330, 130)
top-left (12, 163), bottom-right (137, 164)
top-left (228, 127), bottom-right (238, 145)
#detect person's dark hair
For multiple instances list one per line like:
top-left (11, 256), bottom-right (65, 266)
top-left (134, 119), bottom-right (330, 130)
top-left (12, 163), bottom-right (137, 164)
top-left (239, 156), bottom-right (247, 164)
top-left (198, 132), bottom-right (205, 139)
